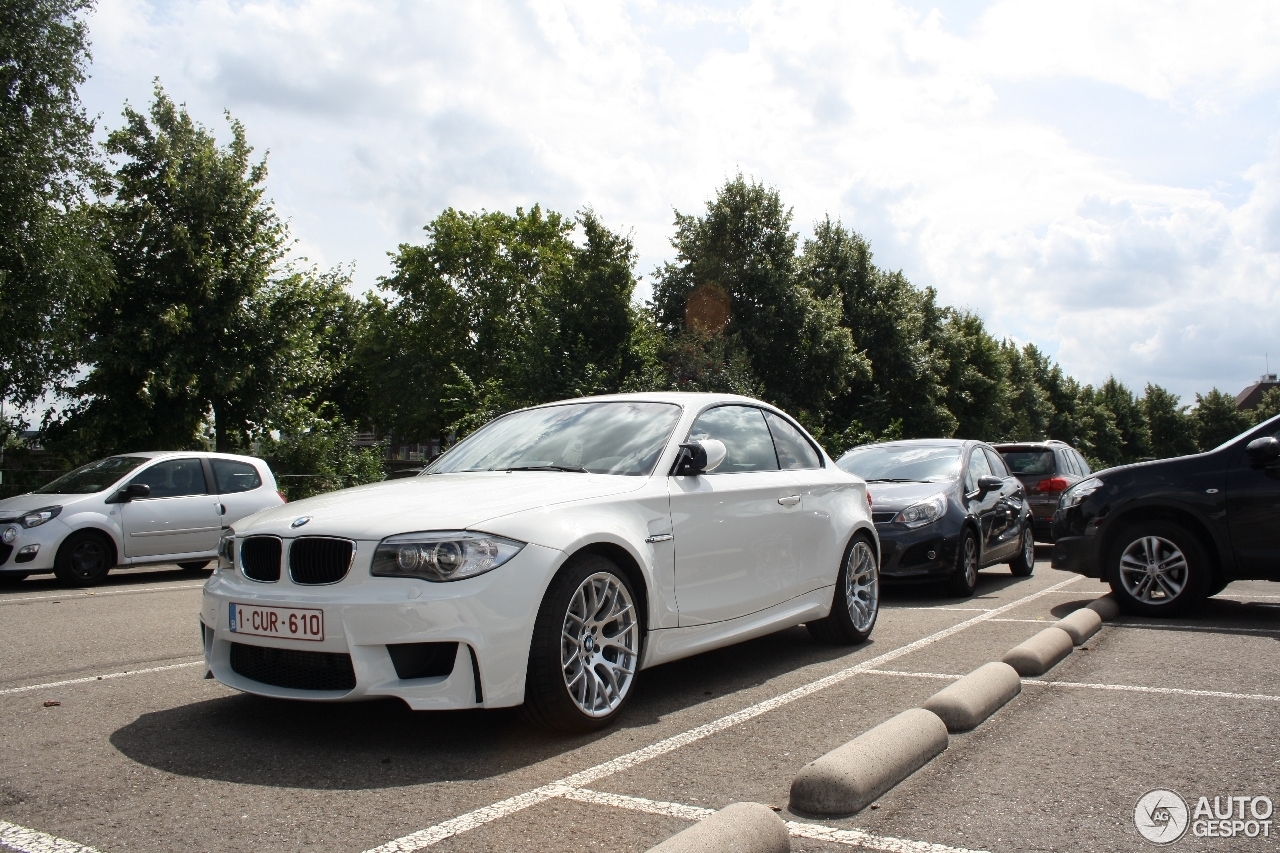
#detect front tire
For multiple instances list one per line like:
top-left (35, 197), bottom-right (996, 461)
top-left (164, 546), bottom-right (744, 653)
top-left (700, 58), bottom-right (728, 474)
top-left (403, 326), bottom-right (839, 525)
top-left (1008, 524), bottom-right (1035, 577)
top-left (524, 554), bottom-right (642, 732)
top-left (946, 529), bottom-right (980, 597)
top-left (808, 535), bottom-right (879, 644)
top-left (1107, 521), bottom-right (1210, 616)
top-left (53, 531), bottom-right (114, 587)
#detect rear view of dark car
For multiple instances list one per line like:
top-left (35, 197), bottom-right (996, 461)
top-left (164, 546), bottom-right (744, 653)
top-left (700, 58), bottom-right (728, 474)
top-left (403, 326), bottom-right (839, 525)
top-left (993, 441), bottom-right (1091, 542)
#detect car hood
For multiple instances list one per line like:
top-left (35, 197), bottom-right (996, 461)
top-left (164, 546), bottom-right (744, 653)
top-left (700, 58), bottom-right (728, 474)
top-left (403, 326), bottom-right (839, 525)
top-left (233, 471), bottom-right (649, 541)
top-left (0, 492), bottom-right (94, 518)
top-left (866, 481), bottom-right (954, 512)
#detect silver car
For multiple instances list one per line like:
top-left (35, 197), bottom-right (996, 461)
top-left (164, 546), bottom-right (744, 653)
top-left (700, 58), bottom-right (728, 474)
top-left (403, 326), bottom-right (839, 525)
top-left (0, 452), bottom-right (284, 586)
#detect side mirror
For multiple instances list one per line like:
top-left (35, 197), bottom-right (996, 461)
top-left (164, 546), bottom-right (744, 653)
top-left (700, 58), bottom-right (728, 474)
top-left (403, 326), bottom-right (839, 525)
top-left (975, 475), bottom-right (1004, 495)
top-left (109, 482), bottom-right (151, 503)
top-left (672, 440), bottom-right (727, 476)
top-left (1246, 436), bottom-right (1280, 467)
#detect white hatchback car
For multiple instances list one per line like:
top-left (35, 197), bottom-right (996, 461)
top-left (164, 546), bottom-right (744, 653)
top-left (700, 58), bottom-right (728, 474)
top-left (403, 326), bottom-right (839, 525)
top-left (202, 393), bottom-right (879, 731)
top-left (0, 452), bottom-right (283, 587)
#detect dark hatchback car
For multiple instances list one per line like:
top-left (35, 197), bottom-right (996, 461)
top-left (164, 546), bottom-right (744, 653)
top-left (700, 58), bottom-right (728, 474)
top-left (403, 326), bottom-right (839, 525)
top-left (1052, 413), bottom-right (1280, 616)
top-left (836, 439), bottom-right (1036, 597)
top-left (993, 440), bottom-right (1092, 542)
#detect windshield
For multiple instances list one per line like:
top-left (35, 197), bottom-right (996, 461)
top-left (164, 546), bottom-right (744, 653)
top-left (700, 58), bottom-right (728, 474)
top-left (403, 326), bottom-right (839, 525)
top-left (426, 402), bottom-right (682, 476)
top-left (837, 444), bottom-right (961, 483)
top-left (33, 456), bottom-right (151, 495)
top-left (1001, 450), bottom-right (1055, 476)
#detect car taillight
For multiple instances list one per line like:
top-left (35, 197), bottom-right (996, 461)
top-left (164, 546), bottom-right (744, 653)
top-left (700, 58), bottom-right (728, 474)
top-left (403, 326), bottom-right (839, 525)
top-left (277, 490), bottom-right (288, 503)
top-left (1037, 477), bottom-right (1070, 493)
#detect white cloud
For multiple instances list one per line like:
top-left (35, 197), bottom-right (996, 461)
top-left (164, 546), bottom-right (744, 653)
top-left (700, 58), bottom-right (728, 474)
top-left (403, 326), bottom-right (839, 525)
top-left (80, 0), bottom-right (1280, 402)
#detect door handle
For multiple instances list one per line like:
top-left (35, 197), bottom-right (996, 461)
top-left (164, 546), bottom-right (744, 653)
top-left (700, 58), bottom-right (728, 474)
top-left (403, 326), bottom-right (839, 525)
top-left (778, 495), bottom-right (801, 507)
top-left (216, 503), bottom-right (226, 515)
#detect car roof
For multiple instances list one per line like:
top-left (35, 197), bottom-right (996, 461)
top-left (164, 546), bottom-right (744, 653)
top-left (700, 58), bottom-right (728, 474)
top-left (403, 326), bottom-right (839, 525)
top-left (109, 450), bottom-right (265, 463)
top-left (543, 391), bottom-right (770, 407)
top-left (992, 441), bottom-right (1070, 450)
top-left (840, 438), bottom-right (972, 454)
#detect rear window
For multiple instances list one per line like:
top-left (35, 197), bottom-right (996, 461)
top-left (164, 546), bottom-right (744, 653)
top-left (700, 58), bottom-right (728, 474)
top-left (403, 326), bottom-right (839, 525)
top-left (211, 459), bottom-right (263, 494)
top-left (1000, 450), bottom-right (1056, 476)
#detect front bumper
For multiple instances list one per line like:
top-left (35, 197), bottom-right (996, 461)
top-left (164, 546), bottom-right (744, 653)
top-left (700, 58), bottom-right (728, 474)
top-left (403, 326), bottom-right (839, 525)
top-left (875, 523), bottom-right (959, 582)
top-left (1050, 534), bottom-right (1102, 578)
top-left (0, 518), bottom-right (71, 573)
top-left (201, 539), bottom-right (563, 710)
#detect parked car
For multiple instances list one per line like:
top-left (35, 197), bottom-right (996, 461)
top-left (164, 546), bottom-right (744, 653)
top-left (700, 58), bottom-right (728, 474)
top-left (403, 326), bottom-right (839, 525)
top-left (0, 452), bottom-right (284, 587)
top-left (1051, 413), bottom-right (1280, 616)
top-left (992, 440), bottom-right (1092, 542)
top-left (835, 439), bottom-right (1035, 597)
top-left (201, 393), bottom-right (879, 731)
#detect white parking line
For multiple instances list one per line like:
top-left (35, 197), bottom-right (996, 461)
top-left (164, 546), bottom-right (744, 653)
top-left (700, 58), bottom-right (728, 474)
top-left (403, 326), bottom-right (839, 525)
top-left (883, 607), bottom-right (993, 612)
top-left (0, 819), bottom-right (100, 853)
top-left (364, 576), bottom-right (1081, 853)
top-left (866, 669), bottom-right (1280, 703)
top-left (564, 788), bottom-right (992, 853)
top-left (0, 583), bottom-right (205, 607)
top-left (0, 660), bottom-right (204, 697)
top-left (1022, 679), bottom-right (1280, 703)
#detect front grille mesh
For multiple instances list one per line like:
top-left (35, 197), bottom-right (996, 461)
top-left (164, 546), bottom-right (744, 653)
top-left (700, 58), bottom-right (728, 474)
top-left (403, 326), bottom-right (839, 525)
top-left (241, 537), bottom-right (282, 582)
top-left (229, 642), bottom-right (356, 691)
top-left (289, 537), bottom-right (353, 585)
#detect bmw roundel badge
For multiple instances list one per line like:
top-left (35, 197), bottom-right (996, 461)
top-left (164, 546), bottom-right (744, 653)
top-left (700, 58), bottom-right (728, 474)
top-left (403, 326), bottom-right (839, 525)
top-left (291, 516), bottom-right (311, 529)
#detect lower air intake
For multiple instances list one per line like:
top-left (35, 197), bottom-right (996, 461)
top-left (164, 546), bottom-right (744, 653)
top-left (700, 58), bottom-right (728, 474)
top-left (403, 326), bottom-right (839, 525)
top-left (229, 642), bottom-right (356, 691)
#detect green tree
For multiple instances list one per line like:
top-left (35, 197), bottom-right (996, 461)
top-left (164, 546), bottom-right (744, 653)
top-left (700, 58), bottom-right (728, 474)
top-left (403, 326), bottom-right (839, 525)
top-left (1254, 387), bottom-right (1280, 423)
top-left (1095, 377), bottom-right (1151, 463)
top-left (651, 176), bottom-right (867, 422)
top-left (801, 218), bottom-right (954, 438)
top-left (259, 413), bottom-right (384, 501)
top-left (1191, 389), bottom-right (1254, 451)
top-left (0, 0), bottom-right (109, 411)
top-left (55, 86), bottom-right (320, 455)
top-left (1142, 384), bottom-right (1197, 459)
top-left (933, 310), bottom-right (1010, 440)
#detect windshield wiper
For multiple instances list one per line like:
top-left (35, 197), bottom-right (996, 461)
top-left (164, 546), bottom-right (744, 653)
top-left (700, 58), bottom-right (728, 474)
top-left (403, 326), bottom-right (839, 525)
top-left (502, 465), bottom-right (588, 473)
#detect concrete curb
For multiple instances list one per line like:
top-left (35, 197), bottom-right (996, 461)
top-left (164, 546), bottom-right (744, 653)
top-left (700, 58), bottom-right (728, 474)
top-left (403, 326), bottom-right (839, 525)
top-left (789, 708), bottom-right (948, 817)
top-left (1001, 626), bottom-right (1074, 676)
top-left (922, 661), bottom-right (1022, 732)
top-left (1087, 593), bottom-right (1120, 621)
top-left (1056, 607), bottom-right (1103, 645)
top-left (646, 802), bottom-right (790, 853)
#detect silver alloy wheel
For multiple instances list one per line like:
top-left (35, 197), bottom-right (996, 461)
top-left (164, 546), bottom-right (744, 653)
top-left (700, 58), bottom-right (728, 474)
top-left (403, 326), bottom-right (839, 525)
top-left (963, 535), bottom-right (978, 587)
top-left (1119, 535), bottom-right (1188, 604)
top-left (845, 540), bottom-right (879, 633)
top-left (560, 571), bottom-right (640, 717)
top-left (1022, 527), bottom-right (1035, 567)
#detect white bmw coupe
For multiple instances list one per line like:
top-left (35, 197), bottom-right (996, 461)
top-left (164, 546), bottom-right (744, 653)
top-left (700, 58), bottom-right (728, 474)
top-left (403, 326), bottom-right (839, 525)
top-left (202, 393), bottom-right (879, 731)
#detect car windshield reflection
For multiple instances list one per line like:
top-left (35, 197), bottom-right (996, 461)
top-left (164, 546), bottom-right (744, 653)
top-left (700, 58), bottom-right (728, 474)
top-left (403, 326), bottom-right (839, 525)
top-left (836, 445), bottom-right (961, 483)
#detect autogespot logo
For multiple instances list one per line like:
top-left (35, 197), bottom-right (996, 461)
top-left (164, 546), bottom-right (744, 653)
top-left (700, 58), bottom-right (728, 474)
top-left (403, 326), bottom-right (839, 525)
top-left (1135, 790), bottom-right (1275, 844)
top-left (1136, 790), bottom-right (1190, 844)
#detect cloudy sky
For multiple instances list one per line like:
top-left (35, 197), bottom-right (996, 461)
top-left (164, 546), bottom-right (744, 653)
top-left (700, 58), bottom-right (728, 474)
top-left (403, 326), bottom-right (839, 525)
top-left (79, 0), bottom-right (1280, 403)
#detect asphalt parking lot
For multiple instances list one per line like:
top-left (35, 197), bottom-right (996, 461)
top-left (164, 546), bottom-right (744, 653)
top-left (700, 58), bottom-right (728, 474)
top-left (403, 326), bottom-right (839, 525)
top-left (2, 555), bottom-right (1277, 853)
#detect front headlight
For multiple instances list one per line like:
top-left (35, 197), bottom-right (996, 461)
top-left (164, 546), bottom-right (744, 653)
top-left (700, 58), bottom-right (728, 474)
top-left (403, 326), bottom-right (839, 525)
top-left (1059, 477), bottom-right (1103, 510)
top-left (371, 531), bottom-right (525, 582)
top-left (893, 494), bottom-right (948, 528)
top-left (216, 529), bottom-right (235, 569)
top-left (20, 506), bottom-right (62, 528)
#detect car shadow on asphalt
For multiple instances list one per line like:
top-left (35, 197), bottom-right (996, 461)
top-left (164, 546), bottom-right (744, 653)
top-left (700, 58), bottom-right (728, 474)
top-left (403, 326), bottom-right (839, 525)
top-left (108, 625), bottom-right (863, 789)
top-left (9, 566), bottom-right (210, 592)
top-left (878, 570), bottom-right (1031, 607)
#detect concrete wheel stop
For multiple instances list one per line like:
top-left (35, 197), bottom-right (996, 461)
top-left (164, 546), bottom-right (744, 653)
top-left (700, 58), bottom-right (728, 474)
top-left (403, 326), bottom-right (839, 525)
top-left (646, 802), bottom-right (790, 853)
top-left (922, 661), bottom-right (1022, 732)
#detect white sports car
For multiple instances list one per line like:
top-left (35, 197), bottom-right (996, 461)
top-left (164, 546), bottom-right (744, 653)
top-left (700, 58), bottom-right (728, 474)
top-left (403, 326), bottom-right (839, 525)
top-left (202, 393), bottom-right (879, 730)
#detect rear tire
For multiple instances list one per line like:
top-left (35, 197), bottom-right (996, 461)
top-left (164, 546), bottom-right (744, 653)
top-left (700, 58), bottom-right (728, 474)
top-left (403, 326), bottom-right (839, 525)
top-left (523, 554), bottom-right (642, 733)
top-left (53, 531), bottom-right (114, 587)
top-left (946, 529), bottom-right (979, 597)
top-left (1008, 525), bottom-right (1035, 577)
top-left (807, 535), bottom-right (879, 644)
top-left (178, 560), bottom-right (211, 572)
top-left (1106, 521), bottom-right (1210, 617)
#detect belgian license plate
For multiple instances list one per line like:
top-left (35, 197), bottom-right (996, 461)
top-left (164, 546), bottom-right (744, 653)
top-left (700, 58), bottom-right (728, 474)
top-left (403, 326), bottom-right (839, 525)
top-left (229, 603), bottom-right (324, 642)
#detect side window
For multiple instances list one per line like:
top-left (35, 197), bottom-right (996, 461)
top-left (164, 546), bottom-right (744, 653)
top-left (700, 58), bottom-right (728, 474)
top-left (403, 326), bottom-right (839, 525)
top-left (688, 406), bottom-right (779, 472)
top-left (211, 459), bottom-right (263, 494)
top-left (964, 448), bottom-right (992, 492)
top-left (130, 458), bottom-right (208, 498)
top-left (1057, 449), bottom-right (1076, 477)
top-left (983, 447), bottom-right (1009, 478)
top-left (764, 412), bottom-right (822, 470)
top-left (1073, 450), bottom-right (1092, 475)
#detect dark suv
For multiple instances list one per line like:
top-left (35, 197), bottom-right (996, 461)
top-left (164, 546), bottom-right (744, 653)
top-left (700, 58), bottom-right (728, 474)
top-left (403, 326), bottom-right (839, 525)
top-left (1051, 413), bottom-right (1280, 615)
top-left (993, 440), bottom-right (1092, 543)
